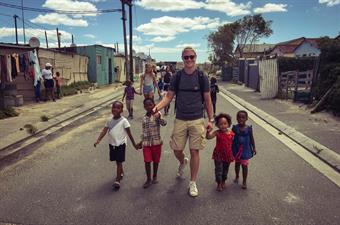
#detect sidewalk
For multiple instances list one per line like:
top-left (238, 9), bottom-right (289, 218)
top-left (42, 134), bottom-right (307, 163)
top-left (0, 83), bottom-right (125, 167)
top-left (219, 81), bottom-right (340, 171)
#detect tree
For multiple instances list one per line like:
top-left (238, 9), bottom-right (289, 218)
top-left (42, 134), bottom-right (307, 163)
top-left (207, 23), bottom-right (235, 66)
top-left (208, 14), bottom-right (272, 66)
top-left (233, 14), bottom-right (273, 58)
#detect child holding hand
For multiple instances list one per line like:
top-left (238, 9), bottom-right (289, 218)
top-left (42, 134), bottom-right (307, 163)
top-left (94, 101), bottom-right (139, 190)
top-left (232, 110), bottom-right (256, 189)
top-left (206, 113), bottom-right (234, 191)
top-left (138, 98), bottom-right (167, 188)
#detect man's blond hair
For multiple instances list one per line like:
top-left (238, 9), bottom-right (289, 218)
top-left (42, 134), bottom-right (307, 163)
top-left (181, 46), bottom-right (197, 57)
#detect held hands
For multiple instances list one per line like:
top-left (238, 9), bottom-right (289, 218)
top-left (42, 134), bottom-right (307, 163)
top-left (152, 106), bottom-right (161, 118)
top-left (134, 142), bottom-right (142, 150)
top-left (206, 121), bottom-right (213, 133)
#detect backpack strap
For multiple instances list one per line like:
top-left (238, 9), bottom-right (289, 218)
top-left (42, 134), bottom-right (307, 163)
top-left (174, 70), bottom-right (182, 112)
top-left (198, 70), bottom-right (205, 104)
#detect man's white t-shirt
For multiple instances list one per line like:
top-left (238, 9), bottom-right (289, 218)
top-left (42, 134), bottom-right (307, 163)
top-left (42, 69), bottom-right (53, 80)
top-left (105, 116), bottom-right (130, 146)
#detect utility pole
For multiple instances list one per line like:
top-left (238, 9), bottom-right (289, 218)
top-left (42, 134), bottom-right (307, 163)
top-left (45, 31), bottom-right (49, 48)
top-left (121, 0), bottom-right (129, 81)
top-left (56, 28), bottom-right (61, 48)
top-left (21, 0), bottom-right (26, 44)
top-left (127, 0), bottom-right (133, 82)
top-left (13, 15), bottom-right (18, 45)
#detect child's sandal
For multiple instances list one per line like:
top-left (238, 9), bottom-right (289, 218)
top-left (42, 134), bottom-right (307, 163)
top-left (152, 177), bottom-right (158, 184)
top-left (143, 180), bottom-right (152, 188)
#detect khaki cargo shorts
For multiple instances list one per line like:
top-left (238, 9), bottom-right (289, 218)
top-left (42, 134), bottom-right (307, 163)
top-left (170, 118), bottom-right (206, 151)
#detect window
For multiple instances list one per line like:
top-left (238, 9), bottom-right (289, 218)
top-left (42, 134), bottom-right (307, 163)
top-left (96, 55), bottom-right (102, 64)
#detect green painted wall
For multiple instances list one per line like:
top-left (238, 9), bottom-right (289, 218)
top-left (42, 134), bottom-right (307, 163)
top-left (76, 45), bottom-right (115, 86)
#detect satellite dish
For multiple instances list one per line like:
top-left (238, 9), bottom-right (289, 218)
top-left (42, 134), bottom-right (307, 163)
top-left (29, 37), bottom-right (40, 48)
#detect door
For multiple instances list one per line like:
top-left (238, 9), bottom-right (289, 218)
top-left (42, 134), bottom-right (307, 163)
top-left (108, 58), bottom-right (112, 84)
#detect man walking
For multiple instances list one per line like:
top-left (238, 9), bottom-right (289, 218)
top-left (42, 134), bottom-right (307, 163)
top-left (153, 47), bottom-right (214, 197)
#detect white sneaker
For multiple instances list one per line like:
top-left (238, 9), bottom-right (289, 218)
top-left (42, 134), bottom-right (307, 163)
top-left (188, 181), bottom-right (198, 197)
top-left (177, 157), bottom-right (189, 179)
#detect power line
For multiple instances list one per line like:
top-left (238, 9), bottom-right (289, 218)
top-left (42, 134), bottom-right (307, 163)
top-left (17, 16), bottom-right (48, 30)
top-left (0, 12), bottom-right (12, 17)
top-left (0, 17), bottom-right (14, 28)
top-left (0, 2), bottom-right (122, 14)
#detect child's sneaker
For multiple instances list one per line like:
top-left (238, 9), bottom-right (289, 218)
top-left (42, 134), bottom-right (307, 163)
top-left (188, 181), bottom-right (198, 197)
top-left (177, 157), bottom-right (188, 179)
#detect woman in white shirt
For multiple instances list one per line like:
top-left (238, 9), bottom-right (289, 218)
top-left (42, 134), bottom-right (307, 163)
top-left (42, 62), bottom-right (55, 101)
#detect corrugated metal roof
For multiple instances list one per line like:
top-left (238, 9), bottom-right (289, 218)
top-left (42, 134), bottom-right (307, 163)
top-left (273, 37), bottom-right (320, 54)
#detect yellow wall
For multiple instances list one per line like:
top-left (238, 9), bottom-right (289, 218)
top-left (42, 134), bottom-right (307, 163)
top-left (38, 49), bottom-right (88, 85)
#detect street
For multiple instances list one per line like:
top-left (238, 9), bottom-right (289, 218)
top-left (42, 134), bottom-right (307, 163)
top-left (0, 93), bottom-right (339, 225)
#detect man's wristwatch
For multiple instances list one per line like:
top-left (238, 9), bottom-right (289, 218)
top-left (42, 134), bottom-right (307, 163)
top-left (209, 118), bottom-right (214, 123)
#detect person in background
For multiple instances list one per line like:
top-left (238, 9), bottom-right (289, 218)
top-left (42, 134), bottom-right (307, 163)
top-left (140, 63), bottom-right (161, 100)
top-left (210, 77), bottom-right (219, 117)
top-left (41, 62), bottom-right (55, 102)
top-left (34, 69), bottom-right (42, 103)
top-left (54, 72), bottom-right (62, 99)
top-left (122, 80), bottom-right (141, 119)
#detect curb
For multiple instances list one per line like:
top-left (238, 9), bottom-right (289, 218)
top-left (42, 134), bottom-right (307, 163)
top-left (220, 86), bottom-right (340, 173)
top-left (0, 88), bottom-right (124, 170)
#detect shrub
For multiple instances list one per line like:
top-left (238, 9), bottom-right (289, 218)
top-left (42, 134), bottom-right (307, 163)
top-left (0, 107), bottom-right (19, 119)
top-left (40, 115), bottom-right (49, 122)
top-left (61, 81), bottom-right (92, 96)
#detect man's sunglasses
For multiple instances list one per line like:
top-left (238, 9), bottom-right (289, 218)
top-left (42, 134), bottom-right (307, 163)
top-left (183, 55), bottom-right (195, 60)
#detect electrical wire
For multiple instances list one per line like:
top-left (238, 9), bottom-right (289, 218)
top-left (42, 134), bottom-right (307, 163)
top-left (0, 17), bottom-right (14, 28)
top-left (0, 2), bottom-right (122, 14)
top-left (17, 16), bottom-right (48, 30)
top-left (0, 12), bottom-right (13, 17)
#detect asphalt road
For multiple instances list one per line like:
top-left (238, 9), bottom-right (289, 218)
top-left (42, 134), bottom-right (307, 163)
top-left (0, 94), bottom-right (339, 225)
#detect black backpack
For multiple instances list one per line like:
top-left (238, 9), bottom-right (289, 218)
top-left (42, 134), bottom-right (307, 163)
top-left (174, 69), bottom-right (206, 111)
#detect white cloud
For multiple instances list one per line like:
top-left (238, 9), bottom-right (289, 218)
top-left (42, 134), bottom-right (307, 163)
top-left (84, 0), bottom-right (106, 2)
top-left (127, 35), bottom-right (143, 42)
top-left (136, 16), bottom-right (223, 37)
top-left (150, 36), bottom-right (176, 42)
top-left (0, 27), bottom-right (72, 42)
top-left (43, 0), bottom-right (98, 16)
top-left (84, 34), bottom-right (95, 38)
top-left (135, 0), bottom-right (205, 11)
top-left (319, 0), bottom-right (340, 6)
top-left (176, 43), bottom-right (201, 49)
top-left (31, 13), bottom-right (88, 27)
top-left (204, 0), bottom-right (252, 16)
top-left (254, 3), bottom-right (287, 13)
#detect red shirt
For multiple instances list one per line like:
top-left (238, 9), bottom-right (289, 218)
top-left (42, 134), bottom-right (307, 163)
top-left (212, 130), bottom-right (235, 162)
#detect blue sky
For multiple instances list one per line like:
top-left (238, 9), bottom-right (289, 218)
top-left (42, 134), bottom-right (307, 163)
top-left (0, 0), bottom-right (339, 63)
